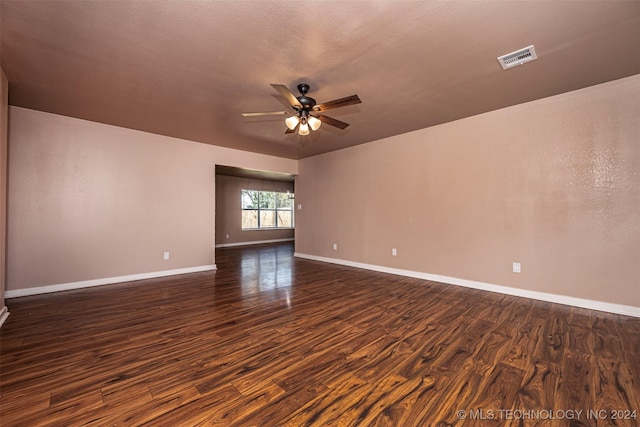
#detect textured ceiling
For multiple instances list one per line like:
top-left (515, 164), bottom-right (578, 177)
top-left (1, 1), bottom-right (639, 159)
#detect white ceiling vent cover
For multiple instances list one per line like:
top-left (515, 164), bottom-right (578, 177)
top-left (497, 45), bottom-right (538, 70)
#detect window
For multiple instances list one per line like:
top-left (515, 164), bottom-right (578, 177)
top-left (241, 189), bottom-right (294, 230)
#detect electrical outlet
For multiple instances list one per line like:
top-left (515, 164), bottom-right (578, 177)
top-left (333, 243), bottom-right (338, 251)
top-left (298, 204), bottom-right (303, 210)
top-left (163, 252), bottom-right (170, 260)
top-left (392, 248), bottom-right (397, 256)
top-left (513, 262), bottom-right (521, 273)
top-left (225, 234), bottom-right (229, 239)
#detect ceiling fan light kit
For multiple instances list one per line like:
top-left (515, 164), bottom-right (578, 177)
top-left (242, 83), bottom-right (361, 136)
top-left (285, 115), bottom-right (299, 130)
top-left (298, 122), bottom-right (310, 135)
top-left (308, 116), bottom-right (321, 131)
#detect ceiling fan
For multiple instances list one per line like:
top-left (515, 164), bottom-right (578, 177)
top-left (242, 83), bottom-right (361, 135)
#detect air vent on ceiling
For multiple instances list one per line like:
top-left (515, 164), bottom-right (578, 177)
top-left (497, 45), bottom-right (537, 70)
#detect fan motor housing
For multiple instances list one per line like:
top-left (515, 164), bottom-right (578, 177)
top-left (296, 83), bottom-right (316, 110)
top-left (296, 95), bottom-right (316, 110)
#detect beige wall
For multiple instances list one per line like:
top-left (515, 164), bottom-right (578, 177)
top-left (215, 175), bottom-right (294, 246)
top-left (7, 107), bottom-right (296, 291)
top-left (0, 69), bottom-right (8, 307)
top-left (296, 75), bottom-right (640, 308)
top-left (6, 75), bottom-right (639, 309)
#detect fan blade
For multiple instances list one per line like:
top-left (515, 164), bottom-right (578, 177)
top-left (317, 114), bottom-right (350, 130)
top-left (315, 94), bottom-right (361, 111)
top-left (242, 111), bottom-right (290, 117)
top-left (285, 127), bottom-right (296, 134)
top-left (271, 84), bottom-right (302, 108)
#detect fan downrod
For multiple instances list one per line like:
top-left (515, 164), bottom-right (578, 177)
top-left (297, 83), bottom-right (310, 95)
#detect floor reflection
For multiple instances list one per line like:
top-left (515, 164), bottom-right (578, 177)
top-left (239, 245), bottom-right (293, 300)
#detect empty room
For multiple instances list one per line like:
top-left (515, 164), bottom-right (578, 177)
top-left (1, 1), bottom-right (639, 425)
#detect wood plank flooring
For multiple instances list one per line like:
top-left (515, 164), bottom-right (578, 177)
top-left (1, 243), bottom-right (639, 426)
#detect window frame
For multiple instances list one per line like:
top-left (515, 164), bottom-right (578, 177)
top-left (241, 189), bottom-right (294, 230)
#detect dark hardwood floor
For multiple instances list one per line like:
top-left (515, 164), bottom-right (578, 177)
top-left (1, 243), bottom-right (639, 426)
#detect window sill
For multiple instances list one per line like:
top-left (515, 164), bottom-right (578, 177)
top-left (242, 228), bottom-right (295, 231)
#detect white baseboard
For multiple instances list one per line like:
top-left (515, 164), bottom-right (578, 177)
top-left (215, 238), bottom-right (294, 248)
top-left (294, 252), bottom-right (640, 318)
top-left (0, 306), bottom-right (9, 328)
top-left (5, 264), bottom-right (217, 299)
